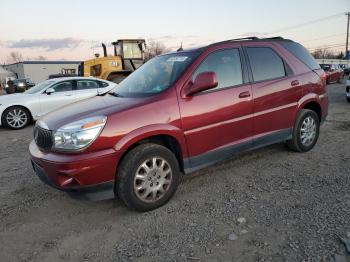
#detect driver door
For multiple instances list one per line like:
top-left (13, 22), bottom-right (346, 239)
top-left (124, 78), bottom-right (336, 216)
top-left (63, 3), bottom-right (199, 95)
top-left (39, 80), bottom-right (76, 116)
top-left (178, 47), bottom-right (253, 169)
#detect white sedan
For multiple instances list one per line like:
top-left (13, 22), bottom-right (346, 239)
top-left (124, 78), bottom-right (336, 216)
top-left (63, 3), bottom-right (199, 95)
top-left (0, 77), bottom-right (117, 129)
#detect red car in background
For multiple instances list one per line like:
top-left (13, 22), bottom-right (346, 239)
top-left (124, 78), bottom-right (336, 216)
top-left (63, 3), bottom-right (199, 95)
top-left (320, 64), bottom-right (344, 84)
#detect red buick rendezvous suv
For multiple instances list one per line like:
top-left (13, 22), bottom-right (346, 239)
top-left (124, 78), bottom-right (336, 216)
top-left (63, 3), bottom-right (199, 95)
top-left (30, 37), bottom-right (328, 211)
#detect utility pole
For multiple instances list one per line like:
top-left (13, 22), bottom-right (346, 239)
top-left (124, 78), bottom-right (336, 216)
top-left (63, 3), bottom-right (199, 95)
top-left (346, 12), bottom-right (350, 59)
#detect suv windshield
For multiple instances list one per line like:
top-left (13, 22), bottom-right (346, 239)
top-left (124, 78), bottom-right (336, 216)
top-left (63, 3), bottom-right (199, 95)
top-left (111, 51), bottom-right (200, 97)
top-left (25, 80), bottom-right (55, 94)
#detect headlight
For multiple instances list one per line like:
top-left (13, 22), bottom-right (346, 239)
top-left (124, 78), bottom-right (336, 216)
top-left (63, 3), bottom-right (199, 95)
top-left (53, 116), bottom-right (107, 151)
top-left (18, 83), bottom-right (25, 87)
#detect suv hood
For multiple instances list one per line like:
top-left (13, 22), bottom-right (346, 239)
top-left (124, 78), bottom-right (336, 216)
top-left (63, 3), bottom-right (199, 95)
top-left (40, 94), bottom-right (148, 130)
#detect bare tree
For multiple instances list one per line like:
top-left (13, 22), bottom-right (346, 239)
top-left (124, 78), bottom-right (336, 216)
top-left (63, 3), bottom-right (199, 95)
top-left (144, 41), bottom-right (170, 61)
top-left (311, 48), bottom-right (344, 59)
top-left (7, 51), bottom-right (23, 63)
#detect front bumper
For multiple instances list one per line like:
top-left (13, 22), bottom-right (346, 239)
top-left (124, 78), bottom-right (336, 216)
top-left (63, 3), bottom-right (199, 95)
top-left (29, 141), bottom-right (124, 201)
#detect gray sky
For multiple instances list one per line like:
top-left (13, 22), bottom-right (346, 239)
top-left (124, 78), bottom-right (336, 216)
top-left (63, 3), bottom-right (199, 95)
top-left (0, 0), bottom-right (349, 61)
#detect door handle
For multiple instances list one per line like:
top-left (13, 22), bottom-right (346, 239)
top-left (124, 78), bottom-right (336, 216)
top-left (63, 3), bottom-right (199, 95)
top-left (291, 80), bottom-right (300, 86)
top-left (65, 94), bottom-right (73, 96)
top-left (238, 91), bottom-right (251, 98)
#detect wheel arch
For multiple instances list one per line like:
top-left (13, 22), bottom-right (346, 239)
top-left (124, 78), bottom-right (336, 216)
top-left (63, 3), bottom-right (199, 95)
top-left (297, 94), bottom-right (322, 122)
top-left (1, 104), bottom-right (34, 123)
top-left (114, 126), bottom-right (188, 173)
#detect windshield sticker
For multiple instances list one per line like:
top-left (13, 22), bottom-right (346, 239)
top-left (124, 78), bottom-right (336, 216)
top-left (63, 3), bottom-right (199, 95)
top-left (167, 56), bottom-right (188, 62)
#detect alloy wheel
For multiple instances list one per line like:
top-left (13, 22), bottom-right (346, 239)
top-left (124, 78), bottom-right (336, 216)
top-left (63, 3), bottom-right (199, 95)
top-left (6, 108), bottom-right (28, 129)
top-left (300, 116), bottom-right (316, 147)
top-left (133, 157), bottom-right (173, 203)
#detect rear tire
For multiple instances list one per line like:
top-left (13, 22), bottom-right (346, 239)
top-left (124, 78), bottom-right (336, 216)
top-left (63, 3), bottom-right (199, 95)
top-left (347, 97), bottom-right (350, 103)
top-left (116, 143), bottom-right (180, 212)
top-left (287, 109), bottom-right (320, 152)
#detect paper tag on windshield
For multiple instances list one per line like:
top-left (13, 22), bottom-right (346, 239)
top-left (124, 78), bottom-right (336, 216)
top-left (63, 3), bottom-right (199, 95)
top-left (167, 56), bottom-right (188, 62)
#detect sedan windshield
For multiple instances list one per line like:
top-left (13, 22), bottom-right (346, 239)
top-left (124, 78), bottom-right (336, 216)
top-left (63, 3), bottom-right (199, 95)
top-left (110, 51), bottom-right (200, 97)
top-left (25, 80), bottom-right (55, 94)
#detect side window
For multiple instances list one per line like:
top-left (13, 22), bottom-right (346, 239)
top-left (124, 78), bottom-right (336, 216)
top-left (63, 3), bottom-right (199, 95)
top-left (77, 80), bottom-right (99, 90)
top-left (52, 81), bottom-right (73, 92)
top-left (97, 81), bottom-right (109, 88)
top-left (193, 49), bottom-right (243, 90)
top-left (247, 47), bottom-right (286, 82)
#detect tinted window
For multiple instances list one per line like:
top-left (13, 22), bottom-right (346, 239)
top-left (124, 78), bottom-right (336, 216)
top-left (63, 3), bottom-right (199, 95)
top-left (247, 47), bottom-right (286, 82)
top-left (280, 41), bottom-right (321, 70)
top-left (77, 80), bottom-right (99, 90)
top-left (98, 81), bottom-right (109, 88)
top-left (52, 81), bottom-right (73, 92)
top-left (194, 49), bottom-right (243, 90)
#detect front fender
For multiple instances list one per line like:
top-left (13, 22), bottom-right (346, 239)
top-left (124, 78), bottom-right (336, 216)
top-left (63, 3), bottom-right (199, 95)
top-left (114, 124), bottom-right (189, 158)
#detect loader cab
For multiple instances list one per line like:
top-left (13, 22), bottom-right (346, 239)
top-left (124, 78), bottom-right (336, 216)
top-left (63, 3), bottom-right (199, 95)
top-left (112, 39), bottom-right (146, 71)
top-left (82, 39), bottom-right (146, 84)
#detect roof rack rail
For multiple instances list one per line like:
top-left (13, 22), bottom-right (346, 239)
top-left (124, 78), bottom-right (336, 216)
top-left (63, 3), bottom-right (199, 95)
top-left (261, 36), bottom-right (285, 40)
top-left (204, 36), bottom-right (289, 50)
top-left (229, 36), bottom-right (260, 41)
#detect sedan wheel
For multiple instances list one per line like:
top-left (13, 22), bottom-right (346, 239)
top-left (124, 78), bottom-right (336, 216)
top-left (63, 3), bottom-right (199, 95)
top-left (3, 107), bottom-right (30, 129)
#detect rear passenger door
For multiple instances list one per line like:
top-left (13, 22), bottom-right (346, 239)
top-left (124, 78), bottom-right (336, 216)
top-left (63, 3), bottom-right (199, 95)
top-left (75, 79), bottom-right (100, 101)
top-left (179, 46), bottom-right (253, 167)
top-left (244, 44), bottom-right (300, 145)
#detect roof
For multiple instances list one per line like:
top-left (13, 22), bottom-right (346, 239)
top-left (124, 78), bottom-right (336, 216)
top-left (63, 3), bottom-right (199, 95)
top-left (165, 36), bottom-right (294, 55)
top-left (5, 60), bottom-right (82, 66)
top-left (44, 76), bottom-right (110, 82)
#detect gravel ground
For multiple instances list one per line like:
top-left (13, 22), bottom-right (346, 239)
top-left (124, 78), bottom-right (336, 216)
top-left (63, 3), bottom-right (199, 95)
top-left (0, 83), bottom-right (349, 262)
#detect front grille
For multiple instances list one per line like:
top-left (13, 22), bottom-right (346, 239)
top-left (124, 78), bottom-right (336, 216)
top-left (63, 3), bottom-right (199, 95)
top-left (34, 126), bottom-right (53, 150)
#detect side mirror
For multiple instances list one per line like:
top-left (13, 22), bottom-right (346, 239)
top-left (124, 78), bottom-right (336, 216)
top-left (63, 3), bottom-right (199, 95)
top-left (183, 72), bottom-right (218, 97)
top-left (45, 88), bottom-right (55, 95)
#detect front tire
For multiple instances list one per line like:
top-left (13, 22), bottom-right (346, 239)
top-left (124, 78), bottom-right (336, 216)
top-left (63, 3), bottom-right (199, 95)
top-left (2, 106), bottom-right (30, 130)
top-left (116, 143), bottom-right (180, 212)
top-left (287, 109), bottom-right (320, 152)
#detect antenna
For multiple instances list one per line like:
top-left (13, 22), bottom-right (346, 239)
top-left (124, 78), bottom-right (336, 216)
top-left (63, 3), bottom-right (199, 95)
top-left (177, 42), bottom-right (183, 52)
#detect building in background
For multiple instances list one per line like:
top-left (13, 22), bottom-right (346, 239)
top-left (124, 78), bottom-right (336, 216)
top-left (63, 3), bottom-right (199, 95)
top-left (0, 66), bottom-right (16, 91)
top-left (3, 61), bottom-right (82, 84)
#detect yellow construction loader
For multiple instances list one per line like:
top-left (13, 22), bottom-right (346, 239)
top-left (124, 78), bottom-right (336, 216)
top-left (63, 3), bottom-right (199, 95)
top-left (82, 39), bottom-right (146, 83)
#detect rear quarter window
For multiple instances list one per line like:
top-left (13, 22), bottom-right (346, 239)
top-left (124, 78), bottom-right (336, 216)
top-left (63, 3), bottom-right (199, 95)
top-left (280, 42), bottom-right (320, 70)
top-left (98, 81), bottom-right (109, 88)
